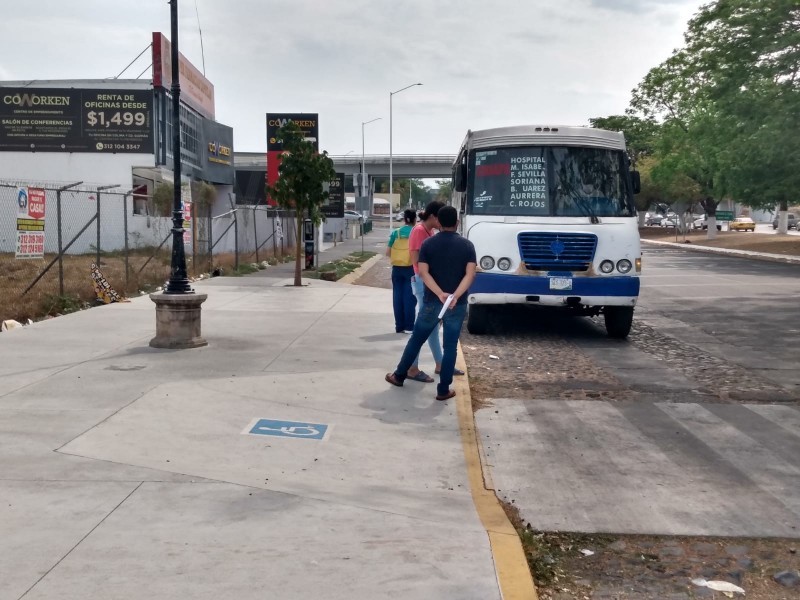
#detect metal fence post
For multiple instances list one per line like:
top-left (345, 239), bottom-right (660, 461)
top-left (123, 191), bottom-right (130, 290)
top-left (208, 203), bottom-right (213, 270)
top-left (253, 207), bottom-right (259, 263)
top-left (57, 189), bottom-right (64, 296)
top-left (272, 210), bottom-right (277, 258)
top-left (229, 193), bottom-right (239, 270)
top-left (96, 185), bottom-right (119, 267)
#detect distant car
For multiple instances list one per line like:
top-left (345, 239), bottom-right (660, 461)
top-left (393, 212), bottom-right (404, 221)
top-left (344, 210), bottom-right (363, 221)
top-left (693, 216), bottom-right (722, 231)
top-left (772, 213), bottom-right (798, 230)
top-left (660, 215), bottom-right (678, 227)
top-left (730, 216), bottom-right (756, 232)
top-left (645, 214), bottom-right (663, 226)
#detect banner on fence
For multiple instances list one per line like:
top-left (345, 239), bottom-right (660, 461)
top-left (90, 263), bottom-right (126, 304)
top-left (15, 187), bottom-right (46, 259)
top-left (181, 185), bottom-right (192, 246)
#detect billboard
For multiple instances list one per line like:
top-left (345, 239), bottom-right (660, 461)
top-left (266, 113), bottom-right (319, 206)
top-left (322, 173), bottom-right (345, 219)
top-left (152, 32), bottom-right (215, 119)
top-left (266, 113), bottom-right (319, 152)
top-left (0, 88), bottom-right (154, 153)
top-left (201, 118), bottom-right (234, 184)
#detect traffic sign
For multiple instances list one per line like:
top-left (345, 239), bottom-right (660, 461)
top-left (714, 210), bottom-right (734, 221)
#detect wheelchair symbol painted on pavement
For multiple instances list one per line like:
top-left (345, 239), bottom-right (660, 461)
top-left (246, 418), bottom-right (329, 441)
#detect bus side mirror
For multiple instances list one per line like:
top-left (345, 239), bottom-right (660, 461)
top-left (630, 171), bottom-right (641, 195)
top-left (454, 161), bottom-right (467, 192)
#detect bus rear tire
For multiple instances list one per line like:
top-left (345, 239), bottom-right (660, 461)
top-left (467, 305), bottom-right (489, 335)
top-left (604, 306), bottom-right (633, 339)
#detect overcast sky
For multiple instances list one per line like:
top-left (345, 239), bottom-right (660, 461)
top-left (1, 0), bottom-right (704, 156)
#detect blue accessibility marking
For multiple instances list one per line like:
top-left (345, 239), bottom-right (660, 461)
top-left (247, 419), bottom-right (329, 440)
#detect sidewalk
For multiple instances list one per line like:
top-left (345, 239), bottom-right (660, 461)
top-left (0, 231), bottom-right (534, 599)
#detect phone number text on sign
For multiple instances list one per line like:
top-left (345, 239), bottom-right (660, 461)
top-left (16, 232), bottom-right (45, 259)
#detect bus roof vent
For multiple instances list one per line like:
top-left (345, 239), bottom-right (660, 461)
top-left (552, 127), bottom-right (559, 132)
top-left (535, 127), bottom-right (543, 132)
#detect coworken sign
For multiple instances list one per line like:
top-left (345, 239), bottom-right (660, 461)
top-left (4, 93), bottom-right (71, 107)
top-left (0, 87), bottom-right (154, 153)
top-left (266, 112), bottom-right (320, 206)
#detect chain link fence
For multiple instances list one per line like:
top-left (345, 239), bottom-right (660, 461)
top-left (1, 180), bottom-right (298, 322)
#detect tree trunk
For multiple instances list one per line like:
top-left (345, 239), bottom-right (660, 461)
top-left (294, 213), bottom-right (302, 286)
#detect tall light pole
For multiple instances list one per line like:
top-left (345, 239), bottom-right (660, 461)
top-left (361, 117), bottom-right (381, 208)
top-left (150, 0), bottom-right (207, 349)
top-left (166, 0), bottom-right (191, 294)
top-left (389, 83), bottom-right (422, 233)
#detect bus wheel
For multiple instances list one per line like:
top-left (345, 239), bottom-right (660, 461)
top-left (604, 306), bottom-right (634, 339)
top-left (467, 305), bottom-right (489, 335)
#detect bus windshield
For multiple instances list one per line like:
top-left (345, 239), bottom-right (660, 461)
top-left (467, 145), bottom-right (635, 218)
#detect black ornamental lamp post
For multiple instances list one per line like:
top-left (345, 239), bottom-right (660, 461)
top-left (150, 0), bottom-right (207, 349)
top-left (166, 0), bottom-right (191, 294)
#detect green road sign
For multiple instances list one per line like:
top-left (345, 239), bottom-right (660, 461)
top-left (715, 210), bottom-right (734, 221)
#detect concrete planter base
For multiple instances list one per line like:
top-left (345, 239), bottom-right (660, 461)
top-left (149, 292), bottom-right (208, 349)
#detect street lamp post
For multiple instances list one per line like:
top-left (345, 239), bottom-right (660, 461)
top-left (166, 0), bottom-right (191, 294)
top-left (389, 83), bottom-right (422, 233)
top-left (150, 0), bottom-right (207, 349)
top-left (361, 117), bottom-right (381, 210)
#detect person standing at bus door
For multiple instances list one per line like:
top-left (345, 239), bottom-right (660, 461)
top-left (386, 209), bottom-right (417, 334)
top-left (385, 206), bottom-right (477, 400)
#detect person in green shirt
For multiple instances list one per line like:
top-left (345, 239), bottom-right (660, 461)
top-left (386, 209), bottom-right (418, 334)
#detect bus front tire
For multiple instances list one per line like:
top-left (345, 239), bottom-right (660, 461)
top-left (467, 305), bottom-right (489, 335)
top-left (604, 306), bottom-right (634, 339)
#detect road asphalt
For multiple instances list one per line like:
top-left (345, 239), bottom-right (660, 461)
top-left (1, 226), bottom-right (791, 600)
top-left (0, 227), bottom-right (534, 600)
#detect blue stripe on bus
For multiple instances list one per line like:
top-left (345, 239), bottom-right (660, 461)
top-left (470, 272), bottom-right (640, 297)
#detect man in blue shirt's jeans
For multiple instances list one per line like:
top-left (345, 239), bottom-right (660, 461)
top-left (385, 206), bottom-right (477, 400)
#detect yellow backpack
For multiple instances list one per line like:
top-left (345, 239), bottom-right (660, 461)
top-left (390, 230), bottom-right (412, 266)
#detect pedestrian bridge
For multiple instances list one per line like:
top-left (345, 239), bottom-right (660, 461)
top-left (233, 153), bottom-right (456, 204)
top-left (234, 152), bottom-right (456, 179)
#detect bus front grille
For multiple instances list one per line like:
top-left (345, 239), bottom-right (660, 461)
top-left (517, 232), bottom-right (598, 271)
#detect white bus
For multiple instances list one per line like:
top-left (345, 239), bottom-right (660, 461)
top-left (451, 125), bottom-right (642, 338)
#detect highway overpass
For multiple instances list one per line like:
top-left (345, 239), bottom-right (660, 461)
top-left (234, 152), bottom-right (456, 204)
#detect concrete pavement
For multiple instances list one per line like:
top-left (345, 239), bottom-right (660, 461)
top-left (0, 230), bottom-right (535, 600)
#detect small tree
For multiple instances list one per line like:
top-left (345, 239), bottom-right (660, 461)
top-left (267, 122), bottom-right (336, 286)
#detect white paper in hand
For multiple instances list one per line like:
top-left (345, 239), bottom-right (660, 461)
top-left (438, 295), bottom-right (454, 319)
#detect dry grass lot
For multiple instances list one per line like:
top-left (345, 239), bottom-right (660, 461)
top-left (639, 226), bottom-right (800, 257)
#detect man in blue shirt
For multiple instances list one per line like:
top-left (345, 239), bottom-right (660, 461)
top-left (385, 206), bottom-right (477, 400)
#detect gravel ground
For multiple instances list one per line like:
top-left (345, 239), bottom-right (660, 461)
top-left (353, 249), bottom-right (800, 599)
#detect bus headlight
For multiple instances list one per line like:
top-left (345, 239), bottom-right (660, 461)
top-left (497, 257), bottom-right (512, 271)
top-left (480, 256), bottom-right (495, 270)
top-left (617, 259), bottom-right (633, 274)
top-left (599, 260), bottom-right (614, 274)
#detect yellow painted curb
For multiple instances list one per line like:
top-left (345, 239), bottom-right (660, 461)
top-left (338, 253), bottom-right (383, 284)
top-left (453, 343), bottom-right (539, 600)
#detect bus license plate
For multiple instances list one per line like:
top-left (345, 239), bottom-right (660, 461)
top-left (549, 277), bottom-right (572, 291)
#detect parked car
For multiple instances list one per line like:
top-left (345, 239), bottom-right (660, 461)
top-left (693, 215), bottom-right (722, 231)
top-left (730, 216), bottom-right (756, 232)
top-left (660, 214), bottom-right (678, 227)
top-left (772, 213), bottom-right (798, 230)
top-left (645, 214), bottom-right (663, 226)
top-left (344, 210), bottom-right (364, 221)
